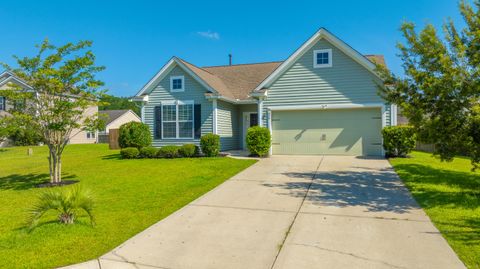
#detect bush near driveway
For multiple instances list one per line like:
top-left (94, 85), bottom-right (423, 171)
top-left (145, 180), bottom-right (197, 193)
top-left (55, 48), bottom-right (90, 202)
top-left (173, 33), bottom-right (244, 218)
top-left (382, 126), bottom-right (416, 157)
top-left (0, 144), bottom-right (256, 268)
top-left (200, 134), bottom-right (220, 157)
top-left (246, 126), bottom-right (271, 157)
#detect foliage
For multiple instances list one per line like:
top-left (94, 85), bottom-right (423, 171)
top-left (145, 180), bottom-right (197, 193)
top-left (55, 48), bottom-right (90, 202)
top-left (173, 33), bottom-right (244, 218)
top-left (26, 186), bottom-right (95, 230)
top-left (0, 114), bottom-right (43, 146)
top-left (0, 144), bottom-right (256, 268)
top-left (157, 145), bottom-right (180, 158)
top-left (139, 146), bottom-right (158, 158)
top-left (200, 133), bottom-right (220, 157)
top-left (99, 94), bottom-right (140, 116)
top-left (178, 144), bottom-right (197, 157)
top-left (0, 39), bottom-right (105, 183)
top-left (120, 147), bottom-right (140, 159)
top-left (246, 126), bottom-right (271, 157)
top-left (382, 126), bottom-right (416, 157)
top-left (390, 151), bottom-right (480, 268)
top-left (377, 1), bottom-right (480, 169)
top-left (118, 122), bottom-right (151, 149)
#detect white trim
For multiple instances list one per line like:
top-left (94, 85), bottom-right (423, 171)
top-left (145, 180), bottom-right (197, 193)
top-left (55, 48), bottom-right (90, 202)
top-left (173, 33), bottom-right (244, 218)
top-left (313, 49), bottom-right (332, 68)
top-left (268, 102), bottom-right (385, 111)
top-left (257, 99), bottom-right (264, 127)
top-left (170, 75), bottom-right (185, 92)
top-left (205, 94), bottom-right (257, 105)
top-left (212, 99), bottom-right (218, 134)
top-left (267, 109), bottom-right (272, 156)
top-left (160, 100), bottom-right (195, 139)
top-left (0, 71), bottom-right (33, 90)
top-left (252, 28), bottom-right (379, 92)
top-left (391, 104), bottom-right (398, 126)
top-left (242, 111), bottom-right (258, 149)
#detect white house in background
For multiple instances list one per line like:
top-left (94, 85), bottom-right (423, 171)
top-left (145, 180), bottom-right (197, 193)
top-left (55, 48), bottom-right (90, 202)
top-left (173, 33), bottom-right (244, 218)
top-left (0, 71), bottom-right (99, 145)
top-left (99, 109), bottom-right (141, 134)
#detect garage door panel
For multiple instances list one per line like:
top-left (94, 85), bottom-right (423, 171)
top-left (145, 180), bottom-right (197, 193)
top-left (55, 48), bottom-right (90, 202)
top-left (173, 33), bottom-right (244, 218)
top-left (272, 108), bottom-right (382, 156)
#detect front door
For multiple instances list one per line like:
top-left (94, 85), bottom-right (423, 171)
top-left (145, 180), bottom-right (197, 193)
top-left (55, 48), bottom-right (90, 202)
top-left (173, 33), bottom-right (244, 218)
top-left (243, 112), bottom-right (258, 149)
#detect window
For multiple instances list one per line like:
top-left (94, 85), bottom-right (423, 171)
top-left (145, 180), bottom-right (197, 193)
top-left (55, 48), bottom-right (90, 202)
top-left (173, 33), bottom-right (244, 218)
top-left (162, 101), bottom-right (194, 139)
top-left (170, 76), bottom-right (185, 92)
top-left (86, 131), bottom-right (96, 139)
top-left (313, 49), bottom-right (332, 68)
top-left (0, 97), bottom-right (4, 111)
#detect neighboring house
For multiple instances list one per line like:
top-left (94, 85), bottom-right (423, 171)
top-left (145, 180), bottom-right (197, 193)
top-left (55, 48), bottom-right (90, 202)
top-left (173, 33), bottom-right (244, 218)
top-left (99, 109), bottom-right (141, 133)
top-left (133, 28), bottom-right (397, 156)
top-left (0, 71), bottom-right (99, 145)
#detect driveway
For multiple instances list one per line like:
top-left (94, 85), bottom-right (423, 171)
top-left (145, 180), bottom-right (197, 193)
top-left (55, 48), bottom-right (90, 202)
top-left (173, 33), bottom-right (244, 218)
top-left (64, 156), bottom-right (465, 269)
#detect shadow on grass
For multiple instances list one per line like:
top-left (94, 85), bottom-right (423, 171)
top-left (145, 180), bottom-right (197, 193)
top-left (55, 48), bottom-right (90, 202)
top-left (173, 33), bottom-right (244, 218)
top-left (0, 173), bottom-right (78, 190)
top-left (101, 153), bottom-right (122, 160)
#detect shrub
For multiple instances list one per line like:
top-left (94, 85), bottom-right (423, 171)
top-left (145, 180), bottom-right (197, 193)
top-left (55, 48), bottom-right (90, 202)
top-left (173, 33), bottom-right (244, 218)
top-left (9, 128), bottom-right (43, 146)
top-left (157, 145), bottom-right (180, 158)
top-left (200, 134), bottom-right (220, 157)
top-left (178, 144), bottom-right (197, 157)
top-left (382, 126), bottom-right (416, 157)
top-left (26, 186), bottom-right (95, 230)
top-left (118, 122), bottom-right (152, 149)
top-left (139, 147), bottom-right (158, 158)
top-left (120, 147), bottom-right (140, 159)
top-left (246, 126), bottom-right (271, 157)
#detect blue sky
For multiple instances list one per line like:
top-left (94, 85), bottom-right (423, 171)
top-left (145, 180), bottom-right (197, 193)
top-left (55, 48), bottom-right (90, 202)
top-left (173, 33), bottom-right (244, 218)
top-left (0, 0), bottom-right (467, 96)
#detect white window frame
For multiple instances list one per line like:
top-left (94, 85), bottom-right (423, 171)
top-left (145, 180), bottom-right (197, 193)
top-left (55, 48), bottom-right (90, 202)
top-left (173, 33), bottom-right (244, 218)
top-left (313, 49), bottom-right (332, 68)
top-left (86, 131), bottom-right (96, 139)
top-left (170, 76), bottom-right (185, 92)
top-left (161, 100), bottom-right (194, 139)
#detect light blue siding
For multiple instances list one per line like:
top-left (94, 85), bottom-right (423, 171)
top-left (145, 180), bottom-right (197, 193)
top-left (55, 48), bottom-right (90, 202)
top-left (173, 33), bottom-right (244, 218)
top-left (217, 100), bottom-right (239, 150)
top-left (264, 38), bottom-right (391, 126)
top-left (144, 66), bottom-right (213, 147)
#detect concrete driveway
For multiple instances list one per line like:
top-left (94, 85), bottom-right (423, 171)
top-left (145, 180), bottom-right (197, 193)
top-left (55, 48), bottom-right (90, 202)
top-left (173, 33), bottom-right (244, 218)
top-left (64, 156), bottom-right (465, 269)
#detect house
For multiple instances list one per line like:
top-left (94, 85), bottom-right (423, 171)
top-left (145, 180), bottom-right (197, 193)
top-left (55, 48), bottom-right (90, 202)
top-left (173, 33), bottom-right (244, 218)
top-left (0, 71), bottom-right (99, 145)
top-left (133, 28), bottom-right (397, 156)
top-left (99, 109), bottom-right (141, 134)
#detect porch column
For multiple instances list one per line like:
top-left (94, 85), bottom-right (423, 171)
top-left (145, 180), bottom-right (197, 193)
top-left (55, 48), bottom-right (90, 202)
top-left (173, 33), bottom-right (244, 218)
top-left (212, 99), bottom-right (218, 134)
top-left (257, 98), bottom-right (264, 127)
top-left (140, 103), bottom-right (145, 123)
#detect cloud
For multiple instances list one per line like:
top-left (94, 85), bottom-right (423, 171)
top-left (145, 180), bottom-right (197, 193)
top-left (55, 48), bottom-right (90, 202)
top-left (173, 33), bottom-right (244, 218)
top-left (197, 30), bottom-right (220, 40)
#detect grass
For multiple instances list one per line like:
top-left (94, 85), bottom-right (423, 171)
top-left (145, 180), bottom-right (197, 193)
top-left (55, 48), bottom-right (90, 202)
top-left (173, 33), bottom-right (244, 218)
top-left (0, 144), bottom-right (256, 269)
top-left (389, 151), bottom-right (480, 269)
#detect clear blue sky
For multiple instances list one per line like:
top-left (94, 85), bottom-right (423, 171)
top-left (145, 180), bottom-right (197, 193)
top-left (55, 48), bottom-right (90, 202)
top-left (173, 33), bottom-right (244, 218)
top-left (0, 0), bottom-right (468, 97)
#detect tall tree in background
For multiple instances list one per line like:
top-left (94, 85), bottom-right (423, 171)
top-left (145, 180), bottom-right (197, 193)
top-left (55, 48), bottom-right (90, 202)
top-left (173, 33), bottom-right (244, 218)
top-left (99, 94), bottom-right (140, 116)
top-left (1, 40), bottom-right (105, 184)
top-left (379, 0), bottom-right (480, 169)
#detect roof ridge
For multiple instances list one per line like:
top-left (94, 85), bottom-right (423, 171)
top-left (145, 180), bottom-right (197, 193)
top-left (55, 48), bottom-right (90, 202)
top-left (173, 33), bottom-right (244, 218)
top-left (202, 60), bottom-right (284, 68)
top-left (176, 57), bottom-right (216, 76)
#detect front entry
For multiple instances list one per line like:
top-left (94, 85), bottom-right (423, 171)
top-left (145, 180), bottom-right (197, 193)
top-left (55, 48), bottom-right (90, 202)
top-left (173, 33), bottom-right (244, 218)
top-left (242, 112), bottom-right (258, 149)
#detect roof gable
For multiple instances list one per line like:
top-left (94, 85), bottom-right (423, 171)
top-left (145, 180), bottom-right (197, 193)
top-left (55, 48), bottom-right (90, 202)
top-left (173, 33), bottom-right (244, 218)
top-left (0, 71), bottom-right (33, 90)
top-left (135, 57), bottom-right (219, 97)
top-left (99, 109), bottom-right (140, 125)
top-left (253, 28), bottom-right (381, 92)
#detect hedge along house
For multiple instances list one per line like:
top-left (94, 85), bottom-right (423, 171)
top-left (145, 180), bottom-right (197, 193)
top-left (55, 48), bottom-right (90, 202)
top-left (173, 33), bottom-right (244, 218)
top-left (133, 28), bottom-right (397, 156)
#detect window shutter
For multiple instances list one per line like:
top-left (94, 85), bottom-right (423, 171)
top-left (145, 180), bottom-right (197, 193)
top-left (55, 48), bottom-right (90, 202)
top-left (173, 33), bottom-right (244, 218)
top-left (154, 106), bottom-right (162, 139)
top-left (194, 104), bottom-right (201, 139)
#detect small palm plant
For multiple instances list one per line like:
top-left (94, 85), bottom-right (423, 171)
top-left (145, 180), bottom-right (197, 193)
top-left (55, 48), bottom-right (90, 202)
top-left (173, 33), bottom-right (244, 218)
top-left (26, 186), bottom-right (95, 230)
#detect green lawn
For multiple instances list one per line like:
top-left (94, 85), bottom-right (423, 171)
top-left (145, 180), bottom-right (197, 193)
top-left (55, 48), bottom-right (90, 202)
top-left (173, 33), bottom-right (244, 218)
top-left (0, 144), bottom-right (256, 269)
top-left (390, 151), bottom-right (480, 269)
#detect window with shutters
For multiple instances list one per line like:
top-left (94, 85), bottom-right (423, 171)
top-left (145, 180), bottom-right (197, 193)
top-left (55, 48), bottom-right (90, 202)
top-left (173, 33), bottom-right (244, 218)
top-left (161, 100), bottom-right (194, 139)
top-left (0, 97), bottom-right (4, 111)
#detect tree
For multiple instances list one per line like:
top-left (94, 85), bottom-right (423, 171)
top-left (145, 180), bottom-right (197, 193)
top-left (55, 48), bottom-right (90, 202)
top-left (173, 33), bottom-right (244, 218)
top-left (378, 0), bottom-right (480, 169)
top-left (0, 40), bottom-right (105, 184)
top-left (99, 94), bottom-right (140, 116)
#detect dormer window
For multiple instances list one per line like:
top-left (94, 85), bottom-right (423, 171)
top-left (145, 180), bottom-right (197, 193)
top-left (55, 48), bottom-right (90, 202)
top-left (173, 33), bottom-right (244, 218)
top-left (170, 76), bottom-right (184, 92)
top-left (313, 49), bottom-right (332, 68)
